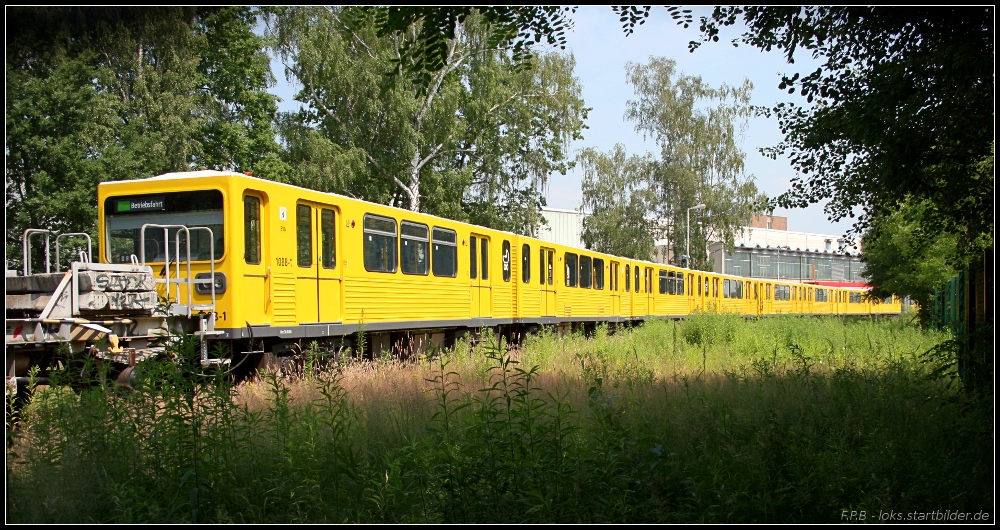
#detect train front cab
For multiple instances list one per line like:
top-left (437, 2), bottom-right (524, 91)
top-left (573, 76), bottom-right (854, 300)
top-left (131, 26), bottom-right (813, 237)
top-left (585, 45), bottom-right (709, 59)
top-left (99, 172), bottom-right (240, 328)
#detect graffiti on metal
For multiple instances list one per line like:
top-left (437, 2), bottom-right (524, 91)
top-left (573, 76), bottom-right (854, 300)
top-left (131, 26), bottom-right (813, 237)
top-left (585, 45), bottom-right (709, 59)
top-left (79, 271), bottom-right (155, 292)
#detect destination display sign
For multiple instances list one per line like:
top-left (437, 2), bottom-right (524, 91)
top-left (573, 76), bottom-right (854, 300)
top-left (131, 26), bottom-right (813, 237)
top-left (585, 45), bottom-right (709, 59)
top-left (116, 197), bottom-right (165, 213)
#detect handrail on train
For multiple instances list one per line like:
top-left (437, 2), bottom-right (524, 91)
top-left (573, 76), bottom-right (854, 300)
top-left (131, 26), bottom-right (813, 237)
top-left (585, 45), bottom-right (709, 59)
top-left (22, 229), bottom-right (51, 276)
top-left (138, 224), bottom-right (216, 315)
top-left (55, 233), bottom-right (92, 271)
top-left (22, 229), bottom-right (94, 276)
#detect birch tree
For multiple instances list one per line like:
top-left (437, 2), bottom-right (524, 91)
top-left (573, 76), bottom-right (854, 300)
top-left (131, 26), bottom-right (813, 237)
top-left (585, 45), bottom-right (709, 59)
top-left (268, 7), bottom-right (586, 234)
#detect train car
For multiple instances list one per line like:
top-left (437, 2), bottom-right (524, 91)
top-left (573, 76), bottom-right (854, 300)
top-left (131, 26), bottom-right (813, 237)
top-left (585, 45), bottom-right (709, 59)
top-left (7, 170), bottom-right (903, 387)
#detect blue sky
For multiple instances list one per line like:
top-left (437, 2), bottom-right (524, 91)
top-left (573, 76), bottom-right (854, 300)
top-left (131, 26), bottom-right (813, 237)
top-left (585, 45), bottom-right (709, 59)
top-left (269, 7), bottom-right (854, 237)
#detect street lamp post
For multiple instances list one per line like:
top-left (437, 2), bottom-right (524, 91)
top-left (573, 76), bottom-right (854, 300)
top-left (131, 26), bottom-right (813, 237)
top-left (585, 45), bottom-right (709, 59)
top-left (686, 203), bottom-right (706, 268)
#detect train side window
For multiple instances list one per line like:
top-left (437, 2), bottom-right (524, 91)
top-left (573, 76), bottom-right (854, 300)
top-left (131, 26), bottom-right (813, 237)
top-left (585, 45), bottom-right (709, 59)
top-left (363, 214), bottom-right (397, 273)
top-left (688, 274), bottom-right (693, 296)
top-left (243, 195), bottom-right (261, 265)
top-left (723, 279), bottom-right (730, 298)
top-left (635, 265), bottom-right (641, 293)
top-left (705, 277), bottom-right (709, 297)
top-left (539, 248), bottom-right (545, 285)
top-left (502, 240), bottom-right (511, 282)
top-left (401, 221), bottom-right (429, 275)
top-left (470, 236), bottom-right (478, 279)
top-left (697, 275), bottom-right (703, 296)
top-left (594, 258), bottom-right (604, 290)
top-left (736, 280), bottom-right (743, 299)
top-left (522, 244), bottom-right (531, 283)
top-left (480, 238), bottom-right (489, 280)
top-left (660, 270), bottom-right (668, 294)
top-left (321, 209), bottom-right (336, 269)
top-left (547, 250), bottom-right (554, 285)
top-left (580, 255), bottom-right (592, 288)
top-left (625, 264), bottom-right (630, 292)
top-left (678, 272), bottom-right (685, 295)
top-left (432, 227), bottom-right (457, 277)
top-left (565, 253), bottom-right (578, 287)
top-left (297, 204), bottom-right (312, 268)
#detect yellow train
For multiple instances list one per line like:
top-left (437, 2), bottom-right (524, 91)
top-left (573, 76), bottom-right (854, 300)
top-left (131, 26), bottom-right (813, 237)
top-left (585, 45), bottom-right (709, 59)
top-left (87, 170), bottom-right (901, 361)
top-left (2, 167), bottom-right (907, 390)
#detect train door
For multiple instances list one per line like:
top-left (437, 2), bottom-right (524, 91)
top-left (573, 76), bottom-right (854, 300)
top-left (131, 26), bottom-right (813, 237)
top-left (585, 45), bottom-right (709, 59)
top-left (695, 275), bottom-right (705, 312)
top-left (712, 278), bottom-right (720, 311)
top-left (294, 202), bottom-right (343, 324)
top-left (750, 281), bottom-right (758, 315)
top-left (622, 264), bottom-right (633, 316)
top-left (293, 203), bottom-right (319, 323)
top-left (688, 273), bottom-right (696, 312)
top-left (645, 267), bottom-right (655, 315)
top-left (242, 191), bottom-right (269, 325)
top-left (631, 264), bottom-right (644, 316)
top-left (539, 247), bottom-right (556, 316)
top-left (316, 207), bottom-right (342, 322)
top-left (610, 261), bottom-right (621, 316)
top-left (765, 283), bottom-right (773, 313)
top-left (470, 233), bottom-right (492, 318)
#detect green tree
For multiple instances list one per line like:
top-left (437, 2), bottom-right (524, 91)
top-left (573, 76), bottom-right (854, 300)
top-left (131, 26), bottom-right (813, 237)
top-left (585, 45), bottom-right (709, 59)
top-left (6, 7), bottom-right (283, 265)
top-left (683, 7), bottom-right (994, 253)
top-left (380, 7), bottom-right (992, 250)
top-left (268, 7), bottom-right (587, 235)
top-left (578, 145), bottom-right (656, 260)
top-left (860, 200), bottom-right (960, 323)
top-left (355, 6), bottom-right (576, 95)
top-left (624, 57), bottom-right (765, 270)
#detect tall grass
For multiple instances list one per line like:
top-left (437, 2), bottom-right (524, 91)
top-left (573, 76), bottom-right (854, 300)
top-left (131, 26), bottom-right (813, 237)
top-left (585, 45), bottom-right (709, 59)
top-left (6, 316), bottom-right (993, 523)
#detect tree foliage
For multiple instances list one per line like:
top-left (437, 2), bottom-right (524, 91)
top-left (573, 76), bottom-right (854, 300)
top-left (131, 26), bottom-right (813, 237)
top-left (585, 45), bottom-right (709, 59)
top-left (6, 7), bottom-right (283, 264)
top-left (577, 58), bottom-right (764, 269)
top-left (268, 7), bottom-right (587, 235)
top-left (354, 6), bottom-right (576, 95)
top-left (685, 7), bottom-right (994, 252)
top-left (625, 57), bottom-right (764, 269)
top-left (860, 200), bottom-right (960, 323)
top-left (578, 145), bottom-right (656, 260)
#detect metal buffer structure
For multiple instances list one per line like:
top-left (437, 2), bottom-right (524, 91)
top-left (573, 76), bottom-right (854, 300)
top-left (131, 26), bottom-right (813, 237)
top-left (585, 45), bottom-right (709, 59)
top-left (6, 227), bottom-right (225, 396)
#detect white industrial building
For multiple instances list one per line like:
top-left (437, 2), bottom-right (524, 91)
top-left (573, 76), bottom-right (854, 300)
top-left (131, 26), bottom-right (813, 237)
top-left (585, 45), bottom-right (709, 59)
top-left (537, 208), bottom-right (866, 283)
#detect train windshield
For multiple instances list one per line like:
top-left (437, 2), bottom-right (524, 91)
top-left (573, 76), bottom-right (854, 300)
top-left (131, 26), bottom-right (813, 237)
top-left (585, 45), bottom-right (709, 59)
top-left (105, 190), bottom-right (224, 263)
